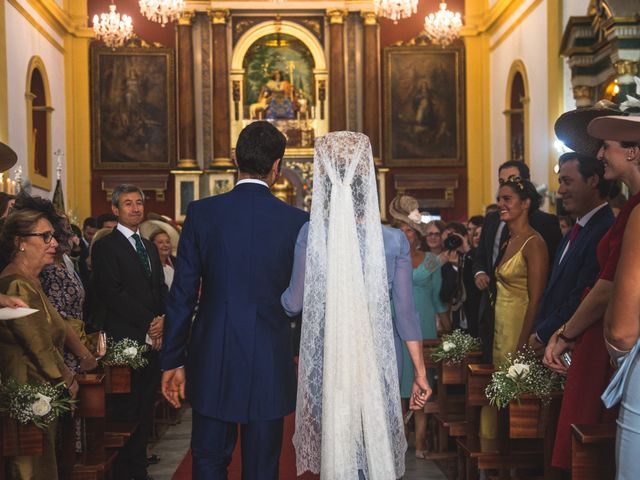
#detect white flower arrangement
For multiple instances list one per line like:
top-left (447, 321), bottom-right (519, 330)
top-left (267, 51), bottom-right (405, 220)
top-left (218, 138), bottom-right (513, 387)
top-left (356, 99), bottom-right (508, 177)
top-left (430, 329), bottom-right (482, 365)
top-left (0, 378), bottom-right (75, 428)
top-left (101, 337), bottom-right (149, 369)
top-left (485, 346), bottom-right (564, 409)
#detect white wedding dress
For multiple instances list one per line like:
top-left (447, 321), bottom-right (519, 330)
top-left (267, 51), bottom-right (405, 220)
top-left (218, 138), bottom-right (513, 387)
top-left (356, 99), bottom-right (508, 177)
top-left (293, 131), bottom-right (406, 479)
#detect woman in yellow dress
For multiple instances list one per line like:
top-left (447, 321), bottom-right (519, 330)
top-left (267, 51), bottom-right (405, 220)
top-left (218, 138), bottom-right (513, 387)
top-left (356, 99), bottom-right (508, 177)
top-left (480, 175), bottom-right (548, 439)
top-left (0, 198), bottom-right (79, 479)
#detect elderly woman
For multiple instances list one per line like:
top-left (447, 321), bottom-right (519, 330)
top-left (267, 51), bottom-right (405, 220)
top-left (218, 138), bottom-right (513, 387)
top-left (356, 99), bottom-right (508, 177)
top-left (0, 198), bottom-right (79, 479)
top-left (150, 229), bottom-right (176, 290)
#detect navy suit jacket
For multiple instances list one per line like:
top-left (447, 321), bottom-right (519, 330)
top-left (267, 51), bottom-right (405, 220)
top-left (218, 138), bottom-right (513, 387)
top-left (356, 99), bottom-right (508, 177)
top-left (534, 205), bottom-right (614, 343)
top-left (160, 183), bottom-right (309, 422)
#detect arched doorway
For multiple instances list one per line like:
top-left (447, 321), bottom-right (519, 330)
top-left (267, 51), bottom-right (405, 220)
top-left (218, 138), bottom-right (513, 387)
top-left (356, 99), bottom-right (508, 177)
top-left (504, 60), bottom-right (530, 164)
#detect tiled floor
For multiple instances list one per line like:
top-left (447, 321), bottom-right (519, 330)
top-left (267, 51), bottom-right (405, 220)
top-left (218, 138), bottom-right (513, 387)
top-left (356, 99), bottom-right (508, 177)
top-left (148, 407), bottom-right (447, 480)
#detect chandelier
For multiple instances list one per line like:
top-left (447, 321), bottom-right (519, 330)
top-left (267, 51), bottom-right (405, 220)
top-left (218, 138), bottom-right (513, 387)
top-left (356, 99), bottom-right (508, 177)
top-left (138, 0), bottom-right (184, 27)
top-left (93, 4), bottom-right (134, 49)
top-left (424, 2), bottom-right (463, 47)
top-left (374, 0), bottom-right (418, 23)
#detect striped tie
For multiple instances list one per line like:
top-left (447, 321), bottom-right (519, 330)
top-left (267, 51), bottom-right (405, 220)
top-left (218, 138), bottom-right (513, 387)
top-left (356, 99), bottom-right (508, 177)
top-left (131, 233), bottom-right (151, 278)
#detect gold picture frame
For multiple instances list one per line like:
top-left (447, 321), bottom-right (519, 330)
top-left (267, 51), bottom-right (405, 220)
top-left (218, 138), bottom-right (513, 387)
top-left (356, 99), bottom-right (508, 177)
top-left (91, 45), bottom-right (176, 169)
top-left (383, 44), bottom-right (466, 167)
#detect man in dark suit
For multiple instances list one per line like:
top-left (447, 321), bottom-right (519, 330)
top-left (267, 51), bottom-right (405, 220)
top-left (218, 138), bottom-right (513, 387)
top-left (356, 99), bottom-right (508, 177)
top-left (528, 152), bottom-right (614, 352)
top-left (473, 160), bottom-right (562, 362)
top-left (92, 184), bottom-right (167, 480)
top-left (160, 122), bottom-right (309, 479)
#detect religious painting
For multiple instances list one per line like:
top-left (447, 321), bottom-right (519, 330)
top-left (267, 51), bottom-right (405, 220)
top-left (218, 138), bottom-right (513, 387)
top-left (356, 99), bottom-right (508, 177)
top-left (383, 44), bottom-right (466, 167)
top-left (242, 33), bottom-right (316, 148)
top-left (91, 46), bottom-right (176, 169)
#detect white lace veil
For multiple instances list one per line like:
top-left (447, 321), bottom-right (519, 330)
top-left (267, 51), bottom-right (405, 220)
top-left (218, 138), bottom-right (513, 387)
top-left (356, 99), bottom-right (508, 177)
top-left (294, 131), bottom-right (406, 479)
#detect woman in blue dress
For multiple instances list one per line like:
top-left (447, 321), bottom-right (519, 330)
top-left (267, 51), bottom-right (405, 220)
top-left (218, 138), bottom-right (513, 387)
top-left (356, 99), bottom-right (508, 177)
top-left (389, 195), bottom-right (448, 458)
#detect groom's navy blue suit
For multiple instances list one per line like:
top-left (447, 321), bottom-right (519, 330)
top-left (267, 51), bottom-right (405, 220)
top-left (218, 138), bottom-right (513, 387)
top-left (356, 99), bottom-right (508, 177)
top-left (161, 181), bottom-right (308, 479)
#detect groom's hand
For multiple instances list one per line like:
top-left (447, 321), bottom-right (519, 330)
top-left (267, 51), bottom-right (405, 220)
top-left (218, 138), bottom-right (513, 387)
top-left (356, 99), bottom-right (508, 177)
top-left (162, 367), bottom-right (186, 408)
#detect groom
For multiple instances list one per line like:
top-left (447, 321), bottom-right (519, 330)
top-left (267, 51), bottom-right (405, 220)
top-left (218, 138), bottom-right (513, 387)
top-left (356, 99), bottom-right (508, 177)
top-left (160, 121), bottom-right (309, 479)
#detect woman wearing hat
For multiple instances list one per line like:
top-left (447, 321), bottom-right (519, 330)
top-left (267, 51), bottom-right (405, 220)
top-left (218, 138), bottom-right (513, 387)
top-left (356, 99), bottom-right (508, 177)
top-left (589, 115), bottom-right (640, 478)
top-left (544, 112), bottom-right (640, 471)
top-left (389, 194), bottom-right (448, 458)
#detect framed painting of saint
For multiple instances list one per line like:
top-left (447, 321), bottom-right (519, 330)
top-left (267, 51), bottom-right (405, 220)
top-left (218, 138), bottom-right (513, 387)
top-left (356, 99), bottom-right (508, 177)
top-left (91, 45), bottom-right (176, 169)
top-left (383, 44), bottom-right (466, 167)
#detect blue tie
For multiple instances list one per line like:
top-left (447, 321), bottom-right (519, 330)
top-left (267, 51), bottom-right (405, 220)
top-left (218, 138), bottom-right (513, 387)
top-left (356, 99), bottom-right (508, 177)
top-left (131, 233), bottom-right (151, 278)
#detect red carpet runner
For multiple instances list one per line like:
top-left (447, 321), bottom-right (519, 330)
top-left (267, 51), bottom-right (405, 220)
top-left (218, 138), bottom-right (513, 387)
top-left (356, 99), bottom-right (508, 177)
top-left (172, 413), bottom-right (319, 479)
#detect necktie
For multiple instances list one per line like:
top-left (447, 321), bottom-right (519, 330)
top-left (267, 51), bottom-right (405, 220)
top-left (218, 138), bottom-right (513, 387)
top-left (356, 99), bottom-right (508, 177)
top-left (131, 233), bottom-right (151, 278)
top-left (568, 223), bottom-right (582, 244)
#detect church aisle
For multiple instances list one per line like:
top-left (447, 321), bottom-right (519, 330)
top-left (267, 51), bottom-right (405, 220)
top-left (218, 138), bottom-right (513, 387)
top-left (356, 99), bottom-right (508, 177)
top-left (148, 407), bottom-right (447, 479)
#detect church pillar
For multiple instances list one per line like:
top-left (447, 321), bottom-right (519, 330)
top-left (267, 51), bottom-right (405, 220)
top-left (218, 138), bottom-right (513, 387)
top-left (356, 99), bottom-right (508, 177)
top-left (177, 11), bottom-right (198, 169)
top-left (327, 9), bottom-right (347, 132)
top-left (361, 11), bottom-right (381, 164)
top-left (209, 9), bottom-right (233, 168)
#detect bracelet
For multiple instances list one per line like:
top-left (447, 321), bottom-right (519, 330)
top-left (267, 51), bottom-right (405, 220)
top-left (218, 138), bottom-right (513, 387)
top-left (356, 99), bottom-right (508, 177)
top-left (557, 324), bottom-right (577, 343)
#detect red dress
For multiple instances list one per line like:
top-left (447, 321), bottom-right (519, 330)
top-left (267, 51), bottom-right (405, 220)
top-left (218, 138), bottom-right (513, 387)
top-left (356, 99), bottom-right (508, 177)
top-left (552, 191), bottom-right (640, 469)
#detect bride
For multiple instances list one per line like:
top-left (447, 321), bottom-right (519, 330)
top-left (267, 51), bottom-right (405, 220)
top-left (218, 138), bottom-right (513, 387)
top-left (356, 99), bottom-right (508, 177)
top-left (282, 131), bottom-right (426, 479)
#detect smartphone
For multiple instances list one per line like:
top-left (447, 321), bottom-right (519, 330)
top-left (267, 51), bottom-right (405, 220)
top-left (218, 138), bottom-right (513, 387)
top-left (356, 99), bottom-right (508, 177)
top-left (560, 351), bottom-right (572, 368)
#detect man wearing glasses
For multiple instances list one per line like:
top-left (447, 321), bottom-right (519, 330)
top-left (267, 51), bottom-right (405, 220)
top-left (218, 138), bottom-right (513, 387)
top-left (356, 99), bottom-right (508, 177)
top-left (472, 161), bottom-right (561, 362)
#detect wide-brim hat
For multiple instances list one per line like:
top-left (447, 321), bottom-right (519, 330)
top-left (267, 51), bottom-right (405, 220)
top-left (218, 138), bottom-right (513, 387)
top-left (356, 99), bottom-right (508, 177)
top-left (554, 100), bottom-right (623, 158)
top-left (0, 142), bottom-right (17, 173)
top-left (139, 219), bottom-right (180, 256)
top-left (587, 115), bottom-right (640, 143)
top-left (388, 194), bottom-right (428, 236)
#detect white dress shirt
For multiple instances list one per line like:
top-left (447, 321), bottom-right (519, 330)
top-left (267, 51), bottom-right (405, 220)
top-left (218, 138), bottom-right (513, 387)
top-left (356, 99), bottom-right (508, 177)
top-left (558, 202), bottom-right (608, 264)
top-left (116, 223), bottom-right (151, 271)
top-left (236, 178), bottom-right (269, 188)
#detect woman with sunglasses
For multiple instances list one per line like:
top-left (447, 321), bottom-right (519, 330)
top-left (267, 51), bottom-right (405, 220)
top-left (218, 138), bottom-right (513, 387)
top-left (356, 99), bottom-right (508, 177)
top-left (480, 175), bottom-right (548, 439)
top-left (0, 198), bottom-right (79, 479)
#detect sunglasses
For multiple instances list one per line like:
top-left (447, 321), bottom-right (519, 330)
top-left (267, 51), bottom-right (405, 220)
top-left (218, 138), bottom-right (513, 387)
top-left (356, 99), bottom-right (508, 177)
top-left (22, 231), bottom-right (55, 244)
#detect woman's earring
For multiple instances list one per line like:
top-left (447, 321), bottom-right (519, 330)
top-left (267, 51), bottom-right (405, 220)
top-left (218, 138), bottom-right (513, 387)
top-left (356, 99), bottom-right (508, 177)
top-left (19, 247), bottom-right (24, 252)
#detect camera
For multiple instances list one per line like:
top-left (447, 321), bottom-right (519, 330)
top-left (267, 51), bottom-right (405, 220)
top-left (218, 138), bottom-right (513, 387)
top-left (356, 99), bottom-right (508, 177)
top-left (444, 234), bottom-right (463, 251)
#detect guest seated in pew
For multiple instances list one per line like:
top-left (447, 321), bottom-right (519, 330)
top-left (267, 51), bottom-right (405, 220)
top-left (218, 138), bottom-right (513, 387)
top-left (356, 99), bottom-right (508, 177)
top-left (543, 102), bottom-right (633, 471)
top-left (593, 114), bottom-right (640, 479)
top-left (0, 194), bottom-right (79, 480)
top-left (529, 152), bottom-right (614, 354)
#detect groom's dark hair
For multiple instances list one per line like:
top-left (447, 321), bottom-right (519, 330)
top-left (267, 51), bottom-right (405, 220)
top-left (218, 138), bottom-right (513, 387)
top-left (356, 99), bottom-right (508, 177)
top-left (235, 121), bottom-right (286, 176)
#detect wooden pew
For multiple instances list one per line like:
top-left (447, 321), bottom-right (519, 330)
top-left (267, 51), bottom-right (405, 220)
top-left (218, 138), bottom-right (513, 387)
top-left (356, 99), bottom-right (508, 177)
top-left (571, 423), bottom-right (616, 480)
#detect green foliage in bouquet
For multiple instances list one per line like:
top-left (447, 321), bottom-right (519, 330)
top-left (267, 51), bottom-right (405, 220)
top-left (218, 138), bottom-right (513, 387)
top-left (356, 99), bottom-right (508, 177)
top-left (0, 378), bottom-right (75, 428)
top-left (485, 346), bottom-right (565, 409)
top-left (430, 329), bottom-right (482, 365)
top-left (101, 337), bottom-right (149, 369)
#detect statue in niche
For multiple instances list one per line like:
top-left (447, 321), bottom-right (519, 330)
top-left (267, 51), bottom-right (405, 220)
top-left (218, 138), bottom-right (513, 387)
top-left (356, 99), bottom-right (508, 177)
top-left (261, 69), bottom-right (296, 119)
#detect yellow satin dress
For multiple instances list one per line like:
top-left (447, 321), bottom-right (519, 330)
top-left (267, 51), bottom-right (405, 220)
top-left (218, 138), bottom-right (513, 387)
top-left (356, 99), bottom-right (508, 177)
top-left (0, 274), bottom-right (67, 480)
top-left (480, 236), bottom-right (535, 440)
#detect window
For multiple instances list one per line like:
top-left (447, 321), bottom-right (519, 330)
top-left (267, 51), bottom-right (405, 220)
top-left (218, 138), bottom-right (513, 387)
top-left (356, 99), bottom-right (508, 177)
top-left (504, 61), bottom-right (529, 164)
top-left (26, 56), bottom-right (53, 190)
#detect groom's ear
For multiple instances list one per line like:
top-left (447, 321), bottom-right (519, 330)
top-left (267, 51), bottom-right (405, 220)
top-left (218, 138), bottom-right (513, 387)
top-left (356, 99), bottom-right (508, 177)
top-left (273, 158), bottom-right (282, 176)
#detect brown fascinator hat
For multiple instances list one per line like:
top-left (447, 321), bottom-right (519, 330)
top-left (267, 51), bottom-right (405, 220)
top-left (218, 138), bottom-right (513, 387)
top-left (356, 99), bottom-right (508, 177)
top-left (587, 115), bottom-right (640, 143)
top-left (0, 142), bottom-right (17, 173)
top-left (554, 100), bottom-right (623, 158)
top-left (388, 194), bottom-right (428, 236)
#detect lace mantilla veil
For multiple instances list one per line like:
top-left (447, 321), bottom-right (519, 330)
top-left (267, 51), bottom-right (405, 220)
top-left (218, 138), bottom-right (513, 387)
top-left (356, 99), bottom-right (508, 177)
top-left (294, 131), bottom-right (406, 479)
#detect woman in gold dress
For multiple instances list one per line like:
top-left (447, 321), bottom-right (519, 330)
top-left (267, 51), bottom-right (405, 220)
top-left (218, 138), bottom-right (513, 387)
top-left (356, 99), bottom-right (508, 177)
top-left (0, 198), bottom-right (79, 479)
top-left (480, 175), bottom-right (548, 439)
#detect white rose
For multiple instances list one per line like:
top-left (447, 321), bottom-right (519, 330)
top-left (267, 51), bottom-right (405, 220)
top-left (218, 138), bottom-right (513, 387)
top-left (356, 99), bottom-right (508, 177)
top-left (123, 346), bottom-right (138, 358)
top-left (408, 209), bottom-right (422, 223)
top-left (507, 363), bottom-right (530, 380)
top-left (31, 394), bottom-right (52, 417)
top-left (442, 341), bottom-right (456, 352)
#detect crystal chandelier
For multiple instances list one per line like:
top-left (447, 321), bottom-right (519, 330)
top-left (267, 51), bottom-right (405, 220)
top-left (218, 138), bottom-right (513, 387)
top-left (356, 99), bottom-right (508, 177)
top-left (93, 4), bottom-right (133, 49)
top-left (374, 0), bottom-right (418, 23)
top-left (424, 2), bottom-right (463, 47)
top-left (138, 0), bottom-right (184, 27)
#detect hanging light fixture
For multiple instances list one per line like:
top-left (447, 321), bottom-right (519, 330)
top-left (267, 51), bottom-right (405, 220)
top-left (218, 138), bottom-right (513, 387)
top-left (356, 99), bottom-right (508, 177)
top-left (93, 4), bottom-right (134, 49)
top-left (374, 0), bottom-right (418, 23)
top-left (138, 0), bottom-right (184, 27)
top-left (423, 2), bottom-right (463, 47)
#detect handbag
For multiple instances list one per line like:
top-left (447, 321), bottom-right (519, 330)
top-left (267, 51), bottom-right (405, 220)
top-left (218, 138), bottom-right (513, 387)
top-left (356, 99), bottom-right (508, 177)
top-left (601, 337), bottom-right (640, 408)
top-left (85, 331), bottom-right (107, 359)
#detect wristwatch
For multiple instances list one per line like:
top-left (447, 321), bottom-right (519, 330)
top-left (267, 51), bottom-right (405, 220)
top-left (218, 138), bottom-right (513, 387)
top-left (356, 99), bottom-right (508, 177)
top-left (557, 323), bottom-right (577, 343)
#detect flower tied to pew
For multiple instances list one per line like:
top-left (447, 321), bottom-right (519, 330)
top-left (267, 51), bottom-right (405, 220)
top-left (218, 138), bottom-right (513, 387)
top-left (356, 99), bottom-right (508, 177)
top-left (485, 346), bottom-right (564, 409)
top-left (430, 329), bottom-right (482, 365)
top-left (0, 378), bottom-right (75, 428)
top-left (100, 337), bottom-right (149, 369)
